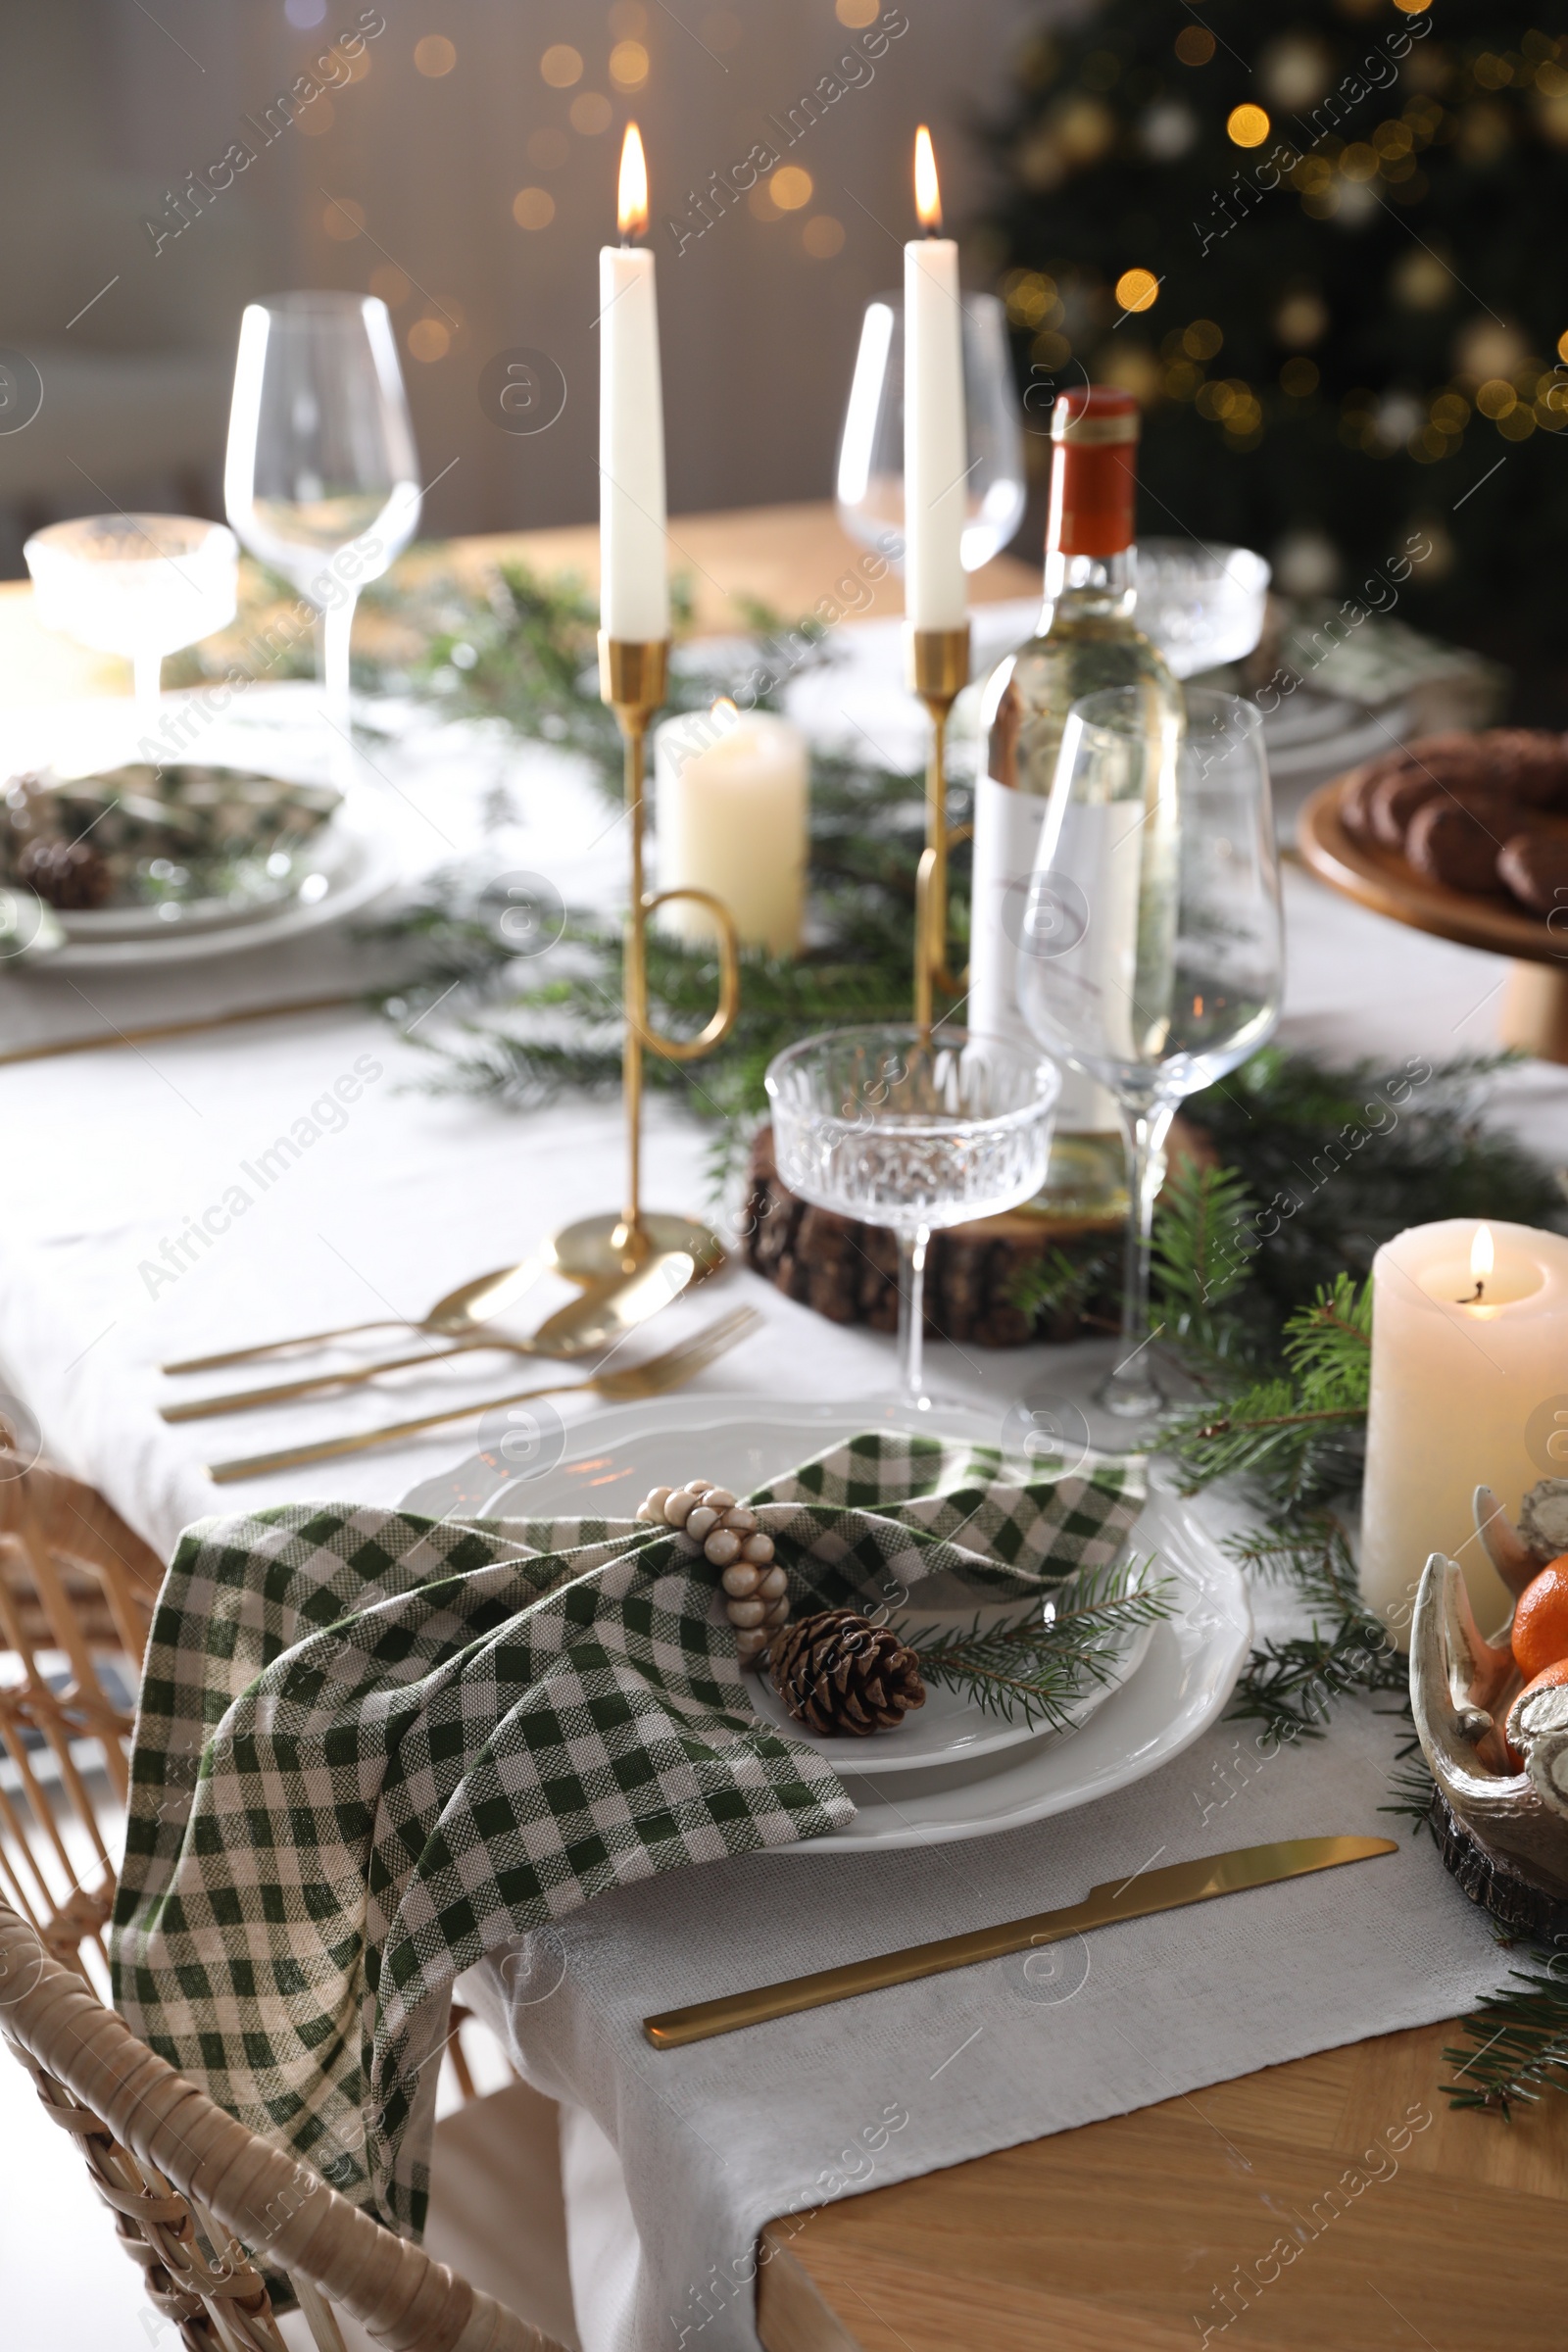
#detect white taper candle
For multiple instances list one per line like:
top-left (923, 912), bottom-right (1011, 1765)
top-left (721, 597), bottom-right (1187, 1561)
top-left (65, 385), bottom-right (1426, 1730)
top-left (902, 126), bottom-right (966, 630)
top-left (599, 124), bottom-right (668, 643)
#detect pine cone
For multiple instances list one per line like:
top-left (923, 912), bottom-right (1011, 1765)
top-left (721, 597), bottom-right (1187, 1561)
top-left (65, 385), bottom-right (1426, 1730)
top-left (17, 836), bottom-right (113, 910)
top-left (769, 1609), bottom-right (926, 1738)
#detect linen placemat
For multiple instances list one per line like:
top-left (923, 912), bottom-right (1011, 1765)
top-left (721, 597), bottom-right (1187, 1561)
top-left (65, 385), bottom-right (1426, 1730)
top-left (463, 1573), bottom-right (1509, 2352)
top-left (110, 1432), bottom-right (1143, 2245)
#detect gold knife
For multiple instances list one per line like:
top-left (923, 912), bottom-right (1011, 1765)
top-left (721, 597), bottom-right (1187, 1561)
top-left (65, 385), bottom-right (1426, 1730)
top-left (642, 1835), bottom-right (1396, 2049)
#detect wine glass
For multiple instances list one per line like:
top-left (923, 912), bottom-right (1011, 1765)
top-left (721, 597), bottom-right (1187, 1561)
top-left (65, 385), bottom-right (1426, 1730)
top-left (224, 293), bottom-right (420, 767)
top-left (765, 1024), bottom-right (1059, 1404)
top-left (835, 292), bottom-right (1025, 573)
top-left (1015, 687), bottom-right (1283, 1419)
top-left (24, 514), bottom-right (237, 734)
top-left (1134, 540), bottom-right (1272, 679)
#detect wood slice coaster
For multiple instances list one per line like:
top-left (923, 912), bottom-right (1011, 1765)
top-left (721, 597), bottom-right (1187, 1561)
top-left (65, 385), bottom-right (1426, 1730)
top-left (742, 1122), bottom-right (1126, 1348)
top-left (1428, 1787), bottom-right (1568, 1942)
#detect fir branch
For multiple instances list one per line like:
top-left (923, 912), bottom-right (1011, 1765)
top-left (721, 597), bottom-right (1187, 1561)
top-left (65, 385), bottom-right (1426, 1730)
top-left (1445, 1957), bottom-right (1568, 2118)
top-left (1383, 1740), bottom-right (1438, 1834)
top-left (911, 1559), bottom-right (1172, 1732)
top-left (371, 560), bottom-right (704, 799)
top-left (1283, 1270), bottom-right (1373, 1399)
top-left (1221, 1509), bottom-right (1403, 1743)
top-left (1152, 1156), bottom-right (1259, 1330)
top-left (1160, 1273), bottom-right (1372, 1507)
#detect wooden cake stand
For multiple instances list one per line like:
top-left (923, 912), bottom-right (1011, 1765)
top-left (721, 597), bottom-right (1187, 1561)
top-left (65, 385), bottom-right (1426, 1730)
top-left (1298, 769), bottom-right (1568, 1064)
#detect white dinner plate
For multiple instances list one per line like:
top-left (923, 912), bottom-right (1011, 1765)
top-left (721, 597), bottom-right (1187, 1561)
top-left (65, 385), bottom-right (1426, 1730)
top-left (399, 1392), bottom-right (1154, 1776)
top-left (400, 1395), bottom-right (1251, 1851)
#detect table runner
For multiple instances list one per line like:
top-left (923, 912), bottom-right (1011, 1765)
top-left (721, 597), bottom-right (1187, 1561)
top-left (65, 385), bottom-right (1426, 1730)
top-left (466, 1571), bottom-right (1509, 2352)
top-left (110, 1434), bottom-right (1142, 2240)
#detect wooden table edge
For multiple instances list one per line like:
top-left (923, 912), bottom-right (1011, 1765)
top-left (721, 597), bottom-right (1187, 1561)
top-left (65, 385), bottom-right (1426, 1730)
top-left (753, 2006), bottom-right (1568, 2350)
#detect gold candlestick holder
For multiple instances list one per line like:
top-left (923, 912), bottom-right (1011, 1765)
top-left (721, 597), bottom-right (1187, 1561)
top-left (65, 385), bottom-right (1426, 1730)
top-left (551, 634), bottom-right (743, 1286)
top-left (908, 622), bottom-right (972, 1034)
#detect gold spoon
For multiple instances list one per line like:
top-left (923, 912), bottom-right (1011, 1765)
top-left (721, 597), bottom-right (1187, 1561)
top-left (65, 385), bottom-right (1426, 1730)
top-left (162, 1259), bottom-right (550, 1376)
top-left (161, 1253), bottom-right (703, 1424)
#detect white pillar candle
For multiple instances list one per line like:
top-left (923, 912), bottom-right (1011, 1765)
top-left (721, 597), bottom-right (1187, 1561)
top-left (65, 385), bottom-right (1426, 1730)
top-left (599, 124), bottom-right (668, 644)
top-left (1361, 1217), bottom-right (1568, 1645)
top-left (902, 126), bottom-right (966, 631)
top-left (654, 701), bottom-right (808, 955)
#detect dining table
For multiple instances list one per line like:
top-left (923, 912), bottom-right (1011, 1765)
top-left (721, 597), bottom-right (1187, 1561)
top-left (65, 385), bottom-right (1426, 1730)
top-left (3, 501), bottom-right (1568, 2352)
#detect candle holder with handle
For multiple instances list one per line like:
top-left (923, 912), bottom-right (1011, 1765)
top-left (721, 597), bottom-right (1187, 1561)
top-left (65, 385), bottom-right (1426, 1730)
top-left (551, 635), bottom-right (743, 1285)
top-left (908, 622), bottom-right (971, 1034)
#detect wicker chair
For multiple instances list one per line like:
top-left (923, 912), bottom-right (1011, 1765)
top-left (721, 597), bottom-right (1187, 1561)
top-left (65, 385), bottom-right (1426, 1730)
top-left (0, 1885), bottom-right (567, 2351)
top-left (0, 1446), bottom-right (501, 2082)
top-left (0, 1448), bottom-right (163, 1982)
top-left (0, 1449), bottom-right (580, 2352)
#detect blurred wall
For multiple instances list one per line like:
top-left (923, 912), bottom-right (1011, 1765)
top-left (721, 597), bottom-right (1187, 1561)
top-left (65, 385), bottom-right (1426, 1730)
top-left (0, 0), bottom-right (1044, 564)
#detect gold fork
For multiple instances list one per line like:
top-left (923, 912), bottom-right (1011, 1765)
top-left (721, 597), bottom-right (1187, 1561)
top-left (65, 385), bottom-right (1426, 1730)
top-left (207, 1307), bottom-right (761, 1485)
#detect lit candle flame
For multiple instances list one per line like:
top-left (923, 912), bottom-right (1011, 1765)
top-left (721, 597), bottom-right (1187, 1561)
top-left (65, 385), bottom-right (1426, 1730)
top-left (617, 122), bottom-right (649, 240)
top-left (710, 696), bottom-right (738, 723)
top-left (913, 124), bottom-right (942, 234)
top-left (1471, 1223), bottom-right (1494, 1282)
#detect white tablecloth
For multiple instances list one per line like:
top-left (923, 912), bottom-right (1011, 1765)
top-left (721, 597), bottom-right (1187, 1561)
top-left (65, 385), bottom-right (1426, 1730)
top-left (1, 627), bottom-right (1561, 2352)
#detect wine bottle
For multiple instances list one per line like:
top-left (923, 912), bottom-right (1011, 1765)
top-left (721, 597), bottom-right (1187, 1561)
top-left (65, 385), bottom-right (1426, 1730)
top-left (972, 384), bottom-right (1182, 1220)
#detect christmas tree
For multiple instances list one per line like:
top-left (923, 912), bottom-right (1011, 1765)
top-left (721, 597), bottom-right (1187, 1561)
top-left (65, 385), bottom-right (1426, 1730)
top-left (976, 3), bottom-right (1568, 698)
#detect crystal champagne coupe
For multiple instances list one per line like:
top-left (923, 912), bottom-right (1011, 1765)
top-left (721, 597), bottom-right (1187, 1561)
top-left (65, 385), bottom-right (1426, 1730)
top-left (1016, 686), bottom-right (1283, 1418)
top-left (766, 1024), bottom-right (1059, 1403)
top-left (24, 514), bottom-right (237, 733)
top-left (224, 293), bottom-right (420, 770)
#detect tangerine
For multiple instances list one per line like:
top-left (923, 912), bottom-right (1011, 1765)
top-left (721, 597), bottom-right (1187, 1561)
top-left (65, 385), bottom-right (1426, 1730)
top-left (1509, 1555), bottom-right (1568, 1682)
top-left (1503, 1655), bottom-right (1568, 1771)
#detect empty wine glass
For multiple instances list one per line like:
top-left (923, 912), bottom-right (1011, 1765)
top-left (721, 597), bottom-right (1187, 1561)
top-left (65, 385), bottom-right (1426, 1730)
top-left (836, 292), bottom-right (1025, 573)
top-left (1134, 540), bottom-right (1272, 679)
top-left (765, 1024), bottom-right (1059, 1404)
top-left (1016, 687), bottom-right (1284, 1419)
top-left (224, 292), bottom-right (420, 767)
top-left (24, 514), bottom-right (237, 733)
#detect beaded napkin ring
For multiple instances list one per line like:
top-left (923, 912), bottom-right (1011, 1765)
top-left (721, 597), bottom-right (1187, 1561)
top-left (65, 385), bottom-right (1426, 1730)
top-left (636, 1478), bottom-right (788, 1664)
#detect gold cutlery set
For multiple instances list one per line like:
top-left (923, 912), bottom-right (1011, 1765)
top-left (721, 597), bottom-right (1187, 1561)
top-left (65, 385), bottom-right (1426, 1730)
top-left (161, 1244), bottom-right (755, 1484)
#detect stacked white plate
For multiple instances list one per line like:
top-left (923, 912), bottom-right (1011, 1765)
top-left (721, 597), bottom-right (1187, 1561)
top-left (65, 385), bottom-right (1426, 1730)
top-left (0, 685), bottom-right (403, 968)
top-left (403, 1396), bottom-right (1251, 1854)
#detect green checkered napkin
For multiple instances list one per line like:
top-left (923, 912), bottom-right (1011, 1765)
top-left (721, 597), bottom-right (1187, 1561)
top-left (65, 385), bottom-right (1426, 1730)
top-left (111, 1431), bottom-right (1144, 2245)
